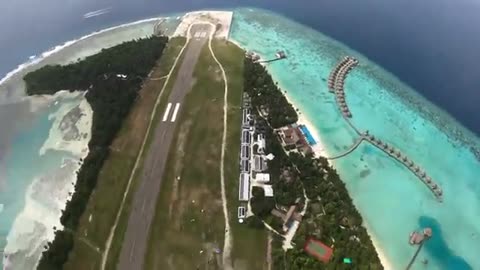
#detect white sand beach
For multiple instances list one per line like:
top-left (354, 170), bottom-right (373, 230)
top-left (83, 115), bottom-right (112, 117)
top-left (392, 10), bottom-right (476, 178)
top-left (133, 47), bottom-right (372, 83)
top-left (173, 11), bottom-right (233, 38)
top-left (39, 91), bottom-right (92, 158)
top-left (228, 39), bottom-right (393, 270)
top-left (3, 158), bottom-right (81, 269)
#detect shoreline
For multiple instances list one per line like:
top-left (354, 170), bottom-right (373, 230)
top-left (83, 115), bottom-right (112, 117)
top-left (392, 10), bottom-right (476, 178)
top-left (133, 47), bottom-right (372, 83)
top-left (0, 16), bottom-right (167, 87)
top-left (229, 37), bottom-right (393, 269)
top-left (2, 91), bottom-right (92, 269)
top-left (39, 91), bottom-right (92, 157)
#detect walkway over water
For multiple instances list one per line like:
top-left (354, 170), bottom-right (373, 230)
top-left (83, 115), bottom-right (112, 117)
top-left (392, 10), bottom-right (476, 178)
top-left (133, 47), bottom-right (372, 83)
top-left (405, 242), bottom-right (425, 270)
top-left (325, 57), bottom-right (443, 202)
top-left (327, 56), bottom-right (359, 118)
top-left (327, 136), bottom-right (365, 160)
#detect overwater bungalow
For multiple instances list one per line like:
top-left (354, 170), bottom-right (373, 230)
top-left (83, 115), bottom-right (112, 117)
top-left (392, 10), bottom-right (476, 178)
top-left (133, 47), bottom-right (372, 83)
top-left (395, 151), bottom-right (402, 158)
top-left (425, 177), bottom-right (432, 184)
top-left (423, 228), bottom-right (433, 238)
top-left (437, 189), bottom-right (443, 196)
top-left (414, 166), bottom-right (420, 172)
top-left (431, 183), bottom-right (438, 189)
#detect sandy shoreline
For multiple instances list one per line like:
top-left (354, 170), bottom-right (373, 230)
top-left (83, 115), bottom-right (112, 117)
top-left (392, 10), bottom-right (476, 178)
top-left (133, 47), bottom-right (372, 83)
top-left (173, 11), bottom-right (233, 38)
top-left (38, 91), bottom-right (92, 157)
top-left (228, 37), bottom-right (393, 269)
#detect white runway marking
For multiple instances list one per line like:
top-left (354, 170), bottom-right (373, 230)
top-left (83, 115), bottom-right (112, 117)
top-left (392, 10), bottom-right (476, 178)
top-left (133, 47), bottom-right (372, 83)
top-left (170, 103), bottom-right (181, 122)
top-left (129, 238), bottom-right (136, 262)
top-left (162, 103), bottom-right (173, 122)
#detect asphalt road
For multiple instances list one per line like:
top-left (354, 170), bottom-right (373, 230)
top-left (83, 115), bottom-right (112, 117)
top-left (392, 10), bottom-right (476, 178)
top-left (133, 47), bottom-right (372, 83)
top-left (117, 24), bottom-right (212, 270)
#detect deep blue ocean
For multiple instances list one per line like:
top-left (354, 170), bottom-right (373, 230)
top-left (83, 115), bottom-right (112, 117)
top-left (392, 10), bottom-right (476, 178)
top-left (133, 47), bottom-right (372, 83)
top-left (1, 0), bottom-right (479, 135)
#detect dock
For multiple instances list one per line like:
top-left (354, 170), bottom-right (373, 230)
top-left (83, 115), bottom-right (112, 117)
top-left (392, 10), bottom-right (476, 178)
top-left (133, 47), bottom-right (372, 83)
top-left (257, 50), bottom-right (287, 63)
top-left (325, 57), bottom-right (443, 202)
top-left (327, 56), bottom-right (359, 118)
top-left (406, 228), bottom-right (432, 270)
top-left (364, 132), bottom-right (443, 201)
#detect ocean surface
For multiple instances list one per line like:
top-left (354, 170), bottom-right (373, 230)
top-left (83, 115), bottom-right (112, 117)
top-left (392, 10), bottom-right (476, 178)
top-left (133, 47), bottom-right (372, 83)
top-left (0, 1), bottom-right (479, 270)
top-left (1, 0), bottom-right (479, 135)
top-left (230, 9), bottom-right (480, 269)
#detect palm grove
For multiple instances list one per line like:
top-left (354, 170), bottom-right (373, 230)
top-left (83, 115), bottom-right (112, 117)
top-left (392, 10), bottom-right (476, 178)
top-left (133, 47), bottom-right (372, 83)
top-left (24, 36), bottom-right (168, 270)
top-left (243, 58), bottom-right (383, 269)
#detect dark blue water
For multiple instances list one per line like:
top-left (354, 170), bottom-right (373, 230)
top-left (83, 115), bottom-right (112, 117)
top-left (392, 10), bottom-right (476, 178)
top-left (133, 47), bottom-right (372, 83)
top-left (1, 0), bottom-right (479, 134)
top-left (419, 216), bottom-right (472, 270)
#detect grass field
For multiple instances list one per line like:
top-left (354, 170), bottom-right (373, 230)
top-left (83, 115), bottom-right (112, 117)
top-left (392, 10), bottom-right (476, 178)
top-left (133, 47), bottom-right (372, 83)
top-left (214, 41), bottom-right (268, 270)
top-left (143, 40), bottom-right (268, 270)
top-left (63, 37), bottom-right (186, 270)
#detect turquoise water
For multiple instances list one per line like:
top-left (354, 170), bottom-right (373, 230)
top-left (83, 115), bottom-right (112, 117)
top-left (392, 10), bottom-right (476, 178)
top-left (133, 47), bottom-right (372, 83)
top-left (0, 95), bottom-right (85, 269)
top-left (231, 8), bottom-right (480, 269)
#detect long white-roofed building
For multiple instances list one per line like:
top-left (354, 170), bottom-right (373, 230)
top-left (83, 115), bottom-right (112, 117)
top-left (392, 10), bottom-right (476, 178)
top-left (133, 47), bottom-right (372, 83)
top-left (239, 173), bottom-right (250, 201)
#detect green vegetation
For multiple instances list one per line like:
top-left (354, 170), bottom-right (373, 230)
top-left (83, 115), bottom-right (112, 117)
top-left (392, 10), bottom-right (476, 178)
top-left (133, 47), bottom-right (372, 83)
top-left (243, 59), bottom-right (297, 129)
top-left (62, 37), bottom-right (186, 270)
top-left (24, 36), bottom-right (169, 270)
top-left (144, 40), bottom-right (268, 270)
top-left (144, 40), bottom-right (227, 270)
top-left (243, 58), bottom-right (382, 269)
top-left (102, 37), bottom-right (187, 270)
top-left (215, 41), bottom-right (268, 270)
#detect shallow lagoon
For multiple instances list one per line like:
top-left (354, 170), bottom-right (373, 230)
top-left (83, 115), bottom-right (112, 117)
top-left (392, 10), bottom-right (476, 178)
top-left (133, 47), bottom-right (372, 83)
top-left (230, 8), bottom-right (480, 269)
top-left (0, 8), bottom-right (478, 269)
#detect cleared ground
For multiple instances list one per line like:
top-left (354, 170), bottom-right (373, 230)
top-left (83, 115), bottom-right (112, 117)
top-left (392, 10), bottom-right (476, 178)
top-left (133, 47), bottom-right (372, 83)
top-left (143, 40), bottom-right (268, 270)
top-left (215, 41), bottom-right (268, 270)
top-left (63, 37), bottom-right (186, 270)
top-left (115, 24), bottom-right (212, 270)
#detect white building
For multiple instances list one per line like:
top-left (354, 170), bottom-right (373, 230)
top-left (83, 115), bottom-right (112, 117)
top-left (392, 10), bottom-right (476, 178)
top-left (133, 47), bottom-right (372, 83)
top-left (263, 185), bottom-right (274, 197)
top-left (255, 173), bottom-right (270, 183)
top-left (239, 173), bottom-right (250, 201)
top-left (238, 206), bottom-right (246, 219)
top-left (253, 155), bottom-right (267, 172)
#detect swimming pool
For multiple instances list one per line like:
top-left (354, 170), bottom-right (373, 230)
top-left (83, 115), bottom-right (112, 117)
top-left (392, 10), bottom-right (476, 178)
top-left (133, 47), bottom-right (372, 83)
top-left (299, 125), bottom-right (316, 145)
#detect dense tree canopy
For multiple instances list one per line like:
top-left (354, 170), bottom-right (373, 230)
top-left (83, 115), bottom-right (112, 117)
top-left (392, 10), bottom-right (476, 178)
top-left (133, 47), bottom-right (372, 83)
top-left (27, 36), bottom-right (168, 270)
top-left (243, 57), bottom-right (382, 269)
top-left (244, 59), bottom-right (298, 128)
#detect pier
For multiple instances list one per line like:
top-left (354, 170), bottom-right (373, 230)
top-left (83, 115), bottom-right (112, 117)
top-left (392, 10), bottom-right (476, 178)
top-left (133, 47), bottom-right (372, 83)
top-left (405, 228), bottom-right (432, 270)
top-left (327, 56), bottom-right (359, 118)
top-left (325, 57), bottom-right (443, 202)
top-left (327, 136), bottom-right (365, 160)
top-left (364, 132), bottom-right (443, 201)
top-left (257, 51), bottom-right (287, 63)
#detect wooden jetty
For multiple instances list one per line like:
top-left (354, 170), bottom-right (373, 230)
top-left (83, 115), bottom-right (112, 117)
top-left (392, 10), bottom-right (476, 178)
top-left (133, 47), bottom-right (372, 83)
top-left (327, 56), bottom-right (359, 118)
top-left (324, 57), bottom-right (443, 202)
top-left (406, 228), bottom-right (432, 270)
top-left (364, 133), bottom-right (443, 201)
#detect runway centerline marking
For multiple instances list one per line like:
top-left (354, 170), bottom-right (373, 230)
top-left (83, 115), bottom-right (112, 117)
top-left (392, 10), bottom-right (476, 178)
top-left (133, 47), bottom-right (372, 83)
top-left (162, 103), bottom-right (173, 122)
top-left (170, 103), bottom-right (181, 122)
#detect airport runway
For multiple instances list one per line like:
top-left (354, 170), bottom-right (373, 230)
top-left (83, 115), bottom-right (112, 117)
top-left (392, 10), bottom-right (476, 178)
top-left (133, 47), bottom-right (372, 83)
top-left (117, 24), bottom-right (212, 270)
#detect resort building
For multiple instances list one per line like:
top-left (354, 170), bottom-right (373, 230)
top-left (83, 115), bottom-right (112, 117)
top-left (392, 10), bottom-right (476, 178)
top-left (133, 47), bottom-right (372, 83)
top-left (238, 206), bottom-right (246, 219)
top-left (240, 159), bottom-right (250, 173)
top-left (242, 108), bottom-right (251, 128)
top-left (254, 173), bottom-right (270, 183)
top-left (241, 145), bottom-right (250, 160)
top-left (263, 185), bottom-right (274, 197)
top-left (253, 155), bottom-right (268, 172)
top-left (241, 130), bottom-right (251, 145)
top-left (239, 173), bottom-right (250, 201)
top-left (277, 124), bottom-right (313, 155)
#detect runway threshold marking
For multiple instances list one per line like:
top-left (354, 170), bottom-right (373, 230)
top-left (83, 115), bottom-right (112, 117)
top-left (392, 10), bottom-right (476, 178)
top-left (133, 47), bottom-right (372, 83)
top-left (129, 238), bottom-right (136, 262)
top-left (162, 103), bottom-right (173, 122)
top-left (170, 103), bottom-right (181, 122)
